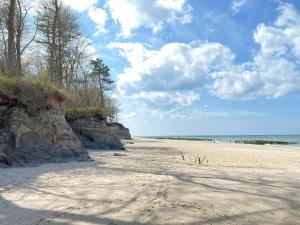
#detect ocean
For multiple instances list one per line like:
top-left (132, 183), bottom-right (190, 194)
top-left (148, 135), bottom-right (300, 147)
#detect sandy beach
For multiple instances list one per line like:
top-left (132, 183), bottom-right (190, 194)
top-left (1, 138), bottom-right (300, 225)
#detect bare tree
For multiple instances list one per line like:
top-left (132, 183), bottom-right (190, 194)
top-left (15, 0), bottom-right (38, 76)
top-left (0, 1), bottom-right (8, 72)
top-left (0, 0), bottom-right (37, 76)
top-left (64, 36), bottom-right (90, 91)
top-left (6, 0), bottom-right (16, 75)
top-left (37, 0), bottom-right (79, 87)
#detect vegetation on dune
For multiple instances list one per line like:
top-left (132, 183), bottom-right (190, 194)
top-left (0, 0), bottom-right (120, 121)
top-left (0, 73), bottom-right (68, 114)
top-left (65, 107), bottom-right (106, 121)
top-left (65, 104), bottom-right (119, 122)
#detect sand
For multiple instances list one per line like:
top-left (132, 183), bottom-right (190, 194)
top-left (0, 138), bottom-right (300, 225)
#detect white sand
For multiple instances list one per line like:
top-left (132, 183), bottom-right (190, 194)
top-left (1, 138), bottom-right (300, 225)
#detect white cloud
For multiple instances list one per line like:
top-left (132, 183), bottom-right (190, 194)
top-left (111, 42), bottom-right (234, 95)
top-left (112, 3), bottom-right (300, 116)
top-left (210, 65), bottom-right (264, 99)
top-left (107, 42), bottom-right (156, 66)
top-left (33, 1), bottom-right (192, 38)
top-left (122, 105), bottom-right (268, 121)
top-left (211, 3), bottom-right (300, 99)
top-left (109, 41), bottom-right (231, 112)
top-left (275, 3), bottom-right (300, 27)
top-left (168, 109), bottom-right (269, 121)
top-left (62, 0), bottom-right (98, 12)
top-left (62, 0), bottom-right (107, 35)
top-left (106, 0), bottom-right (193, 36)
top-left (231, 0), bottom-right (246, 14)
top-left (83, 37), bottom-right (99, 57)
top-left (88, 7), bottom-right (108, 34)
top-left (122, 111), bottom-right (137, 119)
top-left (127, 91), bottom-right (200, 111)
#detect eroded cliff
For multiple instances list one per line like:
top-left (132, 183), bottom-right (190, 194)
top-left (66, 113), bottom-right (125, 150)
top-left (0, 79), bottom-right (90, 167)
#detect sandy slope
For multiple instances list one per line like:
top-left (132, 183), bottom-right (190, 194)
top-left (0, 138), bottom-right (300, 225)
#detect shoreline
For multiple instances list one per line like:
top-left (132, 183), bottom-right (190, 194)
top-left (1, 138), bottom-right (300, 224)
top-left (140, 135), bottom-right (300, 147)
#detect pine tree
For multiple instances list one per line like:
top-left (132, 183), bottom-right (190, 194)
top-left (89, 58), bottom-right (114, 108)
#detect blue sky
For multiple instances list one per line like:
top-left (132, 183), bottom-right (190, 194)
top-left (65, 0), bottom-right (300, 136)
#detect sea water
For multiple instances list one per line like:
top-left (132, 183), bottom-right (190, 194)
top-left (149, 135), bottom-right (300, 147)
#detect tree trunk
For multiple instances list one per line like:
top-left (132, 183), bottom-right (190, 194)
top-left (15, 0), bottom-right (23, 77)
top-left (98, 75), bottom-right (105, 108)
top-left (7, 0), bottom-right (16, 75)
top-left (49, 0), bottom-right (59, 84)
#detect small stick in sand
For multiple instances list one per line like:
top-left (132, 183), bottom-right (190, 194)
top-left (180, 152), bottom-right (185, 160)
top-left (197, 156), bottom-right (207, 164)
top-left (195, 155), bottom-right (198, 162)
top-left (200, 156), bottom-right (207, 164)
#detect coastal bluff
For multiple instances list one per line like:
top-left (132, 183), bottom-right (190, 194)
top-left (0, 82), bottom-right (90, 168)
top-left (0, 77), bottom-right (131, 168)
top-left (108, 122), bottom-right (132, 140)
top-left (66, 111), bottom-right (125, 150)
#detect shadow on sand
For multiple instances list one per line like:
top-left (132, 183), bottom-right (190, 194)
top-left (0, 146), bottom-right (300, 225)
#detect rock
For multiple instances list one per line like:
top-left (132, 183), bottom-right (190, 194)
top-left (0, 107), bottom-right (90, 168)
top-left (107, 122), bottom-right (132, 140)
top-left (67, 116), bottom-right (125, 150)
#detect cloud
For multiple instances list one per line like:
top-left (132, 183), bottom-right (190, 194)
top-left (61, 0), bottom-right (193, 37)
top-left (127, 91), bottom-right (200, 111)
top-left (110, 42), bottom-right (234, 95)
top-left (209, 65), bottom-right (263, 100)
top-left (112, 3), bottom-right (300, 115)
top-left (62, 0), bottom-right (98, 12)
top-left (231, 0), bottom-right (246, 14)
top-left (87, 7), bottom-right (108, 34)
top-left (211, 3), bottom-right (300, 99)
top-left (109, 41), bottom-right (231, 112)
top-left (122, 105), bottom-right (269, 121)
top-left (107, 42), bottom-right (156, 66)
top-left (82, 37), bottom-right (99, 57)
top-left (106, 0), bottom-right (192, 36)
top-left (62, 0), bottom-right (107, 35)
top-left (167, 109), bottom-right (269, 121)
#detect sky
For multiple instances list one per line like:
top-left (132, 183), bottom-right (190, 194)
top-left (64, 0), bottom-right (300, 136)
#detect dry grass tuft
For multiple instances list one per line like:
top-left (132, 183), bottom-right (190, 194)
top-left (0, 74), bottom-right (69, 114)
top-left (65, 107), bottom-right (106, 121)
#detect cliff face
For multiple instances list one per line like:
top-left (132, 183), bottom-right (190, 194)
top-left (107, 122), bottom-right (132, 140)
top-left (0, 98), bottom-right (90, 168)
top-left (67, 115), bottom-right (125, 150)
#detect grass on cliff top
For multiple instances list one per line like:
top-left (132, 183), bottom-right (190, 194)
top-left (65, 107), bottom-right (106, 121)
top-left (0, 73), bottom-right (68, 113)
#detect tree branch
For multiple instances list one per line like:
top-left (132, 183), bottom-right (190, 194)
top-left (20, 19), bottom-right (38, 55)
